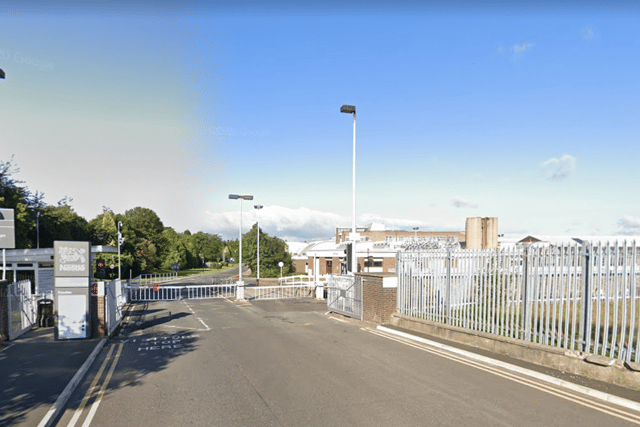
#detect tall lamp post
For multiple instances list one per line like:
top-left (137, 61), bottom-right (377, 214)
top-left (229, 194), bottom-right (253, 291)
top-left (254, 204), bottom-right (263, 285)
top-left (413, 227), bottom-right (419, 240)
top-left (340, 104), bottom-right (357, 273)
top-left (36, 211), bottom-right (41, 249)
top-left (117, 221), bottom-right (124, 280)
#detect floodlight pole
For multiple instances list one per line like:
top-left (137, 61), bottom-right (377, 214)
top-left (229, 194), bottom-right (253, 289)
top-left (37, 211), bottom-right (40, 249)
top-left (341, 104), bottom-right (357, 274)
top-left (117, 221), bottom-right (124, 280)
top-left (254, 205), bottom-right (263, 285)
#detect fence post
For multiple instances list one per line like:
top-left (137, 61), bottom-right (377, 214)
top-left (523, 245), bottom-right (531, 341)
top-left (582, 244), bottom-right (592, 353)
top-left (446, 248), bottom-right (452, 324)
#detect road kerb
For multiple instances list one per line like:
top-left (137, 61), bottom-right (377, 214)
top-left (377, 325), bottom-right (640, 414)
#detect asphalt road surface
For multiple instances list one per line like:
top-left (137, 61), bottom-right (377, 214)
top-left (54, 295), bottom-right (640, 427)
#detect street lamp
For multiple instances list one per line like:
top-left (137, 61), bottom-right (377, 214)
top-left (229, 194), bottom-right (253, 288)
top-left (117, 221), bottom-right (125, 280)
top-left (0, 69), bottom-right (5, 79)
top-left (340, 104), bottom-right (357, 273)
top-left (36, 211), bottom-right (41, 249)
top-left (413, 227), bottom-right (419, 240)
top-left (254, 204), bottom-right (263, 285)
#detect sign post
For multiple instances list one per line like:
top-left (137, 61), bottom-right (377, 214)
top-left (0, 208), bottom-right (16, 281)
top-left (54, 241), bottom-right (91, 339)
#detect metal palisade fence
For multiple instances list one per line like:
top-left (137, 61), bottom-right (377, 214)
top-left (397, 242), bottom-right (640, 363)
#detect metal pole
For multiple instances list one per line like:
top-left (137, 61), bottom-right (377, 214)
top-left (2, 248), bottom-right (5, 281)
top-left (523, 245), bottom-right (531, 341)
top-left (446, 248), bottom-right (452, 324)
top-left (117, 221), bottom-right (122, 280)
top-left (256, 208), bottom-right (260, 285)
top-left (582, 244), bottom-right (592, 352)
top-left (37, 211), bottom-right (40, 249)
top-left (239, 200), bottom-right (243, 284)
top-left (352, 111), bottom-right (357, 274)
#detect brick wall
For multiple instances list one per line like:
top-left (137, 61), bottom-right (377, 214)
top-left (358, 273), bottom-right (397, 324)
top-left (0, 281), bottom-right (8, 340)
top-left (90, 295), bottom-right (107, 338)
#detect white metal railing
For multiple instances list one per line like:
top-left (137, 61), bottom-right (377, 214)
top-left (128, 285), bottom-right (182, 301)
top-left (279, 275), bottom-right (314, 285)
top-left (131, 272), bottom-right (178, 287)
top-left (106, 279), bottom-right (125, 335)
top-left (187, 284), bottom-right (236, 299)
top-left (244, 284), bottom-right (317, 301)
top-left (127, 284), bottom-right (238, 301)
top-left (397, 242), bottom-right (640, 363)
top-left (7, 280), bottom-right (37, 340)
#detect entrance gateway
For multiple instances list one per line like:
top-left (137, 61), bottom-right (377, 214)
top-left (126, 275), bottom-right (361, 319)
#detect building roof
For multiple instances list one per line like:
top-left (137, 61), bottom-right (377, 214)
top-left (3, 246), bottom-right (117, 263)
top-left (517, 235), bottom-right (640, 246)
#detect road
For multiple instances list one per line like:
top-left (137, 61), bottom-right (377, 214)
top-left (53, 292), bottom-right (640, 426)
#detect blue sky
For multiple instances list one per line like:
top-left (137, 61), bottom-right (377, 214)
top-left (1, 1), bottom-right (638, 241)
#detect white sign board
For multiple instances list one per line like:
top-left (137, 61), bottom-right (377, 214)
top-left (57, 293), bottom-right (88, 339)
top-left (54, 241), bottom-right (90, 278)
top-left (0, 208), bottom-right (15, 249)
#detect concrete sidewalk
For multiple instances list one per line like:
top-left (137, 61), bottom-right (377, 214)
top-left (0, 327), bottom-right (105, 427)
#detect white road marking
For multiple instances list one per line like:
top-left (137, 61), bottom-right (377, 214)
top-left (66, 346), bottom-right (116, 427)
top-left (80, 343), bottom-right (123, 427)
top-left (183, 300), bottom-right (210, 331)
top-left (370, 327), bottom-right (640, 424)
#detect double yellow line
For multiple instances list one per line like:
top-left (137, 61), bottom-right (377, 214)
top-left (65, 343), bottom-right (124, 427)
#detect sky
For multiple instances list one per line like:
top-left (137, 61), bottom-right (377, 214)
top-left (1, 1), bottom-right (639, 242)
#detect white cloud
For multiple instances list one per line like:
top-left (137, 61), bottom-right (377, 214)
top-left (205, 206), bottom-right (458, 242)
top-left (616, 217), bottom-right (640, 236)
top-left (206, 206), bottom-right (347, 242)
top-left (541, 154), bottom-right (577, 180)
top-left (451, 198), bottom-right (478, 209)
top-left (580, 26), bottom-right (598, 42)
top-left (511, 42), bottom-right (535, 61)
top-left (495, 41), bottom-right (535, 62)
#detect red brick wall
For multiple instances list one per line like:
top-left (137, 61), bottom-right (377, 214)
top-left (358, 273), bottom-right (397, 324)
top-left (90, 295), bottom-right (106, 338)
top-left (0, 281), bottom-right (8, 341)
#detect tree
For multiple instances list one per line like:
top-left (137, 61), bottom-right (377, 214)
top-left (89, 208), bottom-right (118, 246)
top-left (122, 207), bottom-right (165, 271)
top-left (191, 231), bottom-right (224, 262)
top-left (38, 201), bottom-right (90, 248)
top-left (241, 224), bottom-right (295, 278)
top-left (0, 157), bottom-right (40, 248)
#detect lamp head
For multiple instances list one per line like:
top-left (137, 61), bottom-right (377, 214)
top-left (340, 105), bottom-right (355, 114)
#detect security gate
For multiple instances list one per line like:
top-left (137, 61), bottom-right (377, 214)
top-left (127, 284), bottom-right (237, 302)
top-left (327, 275), bottom-right (362, 320)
